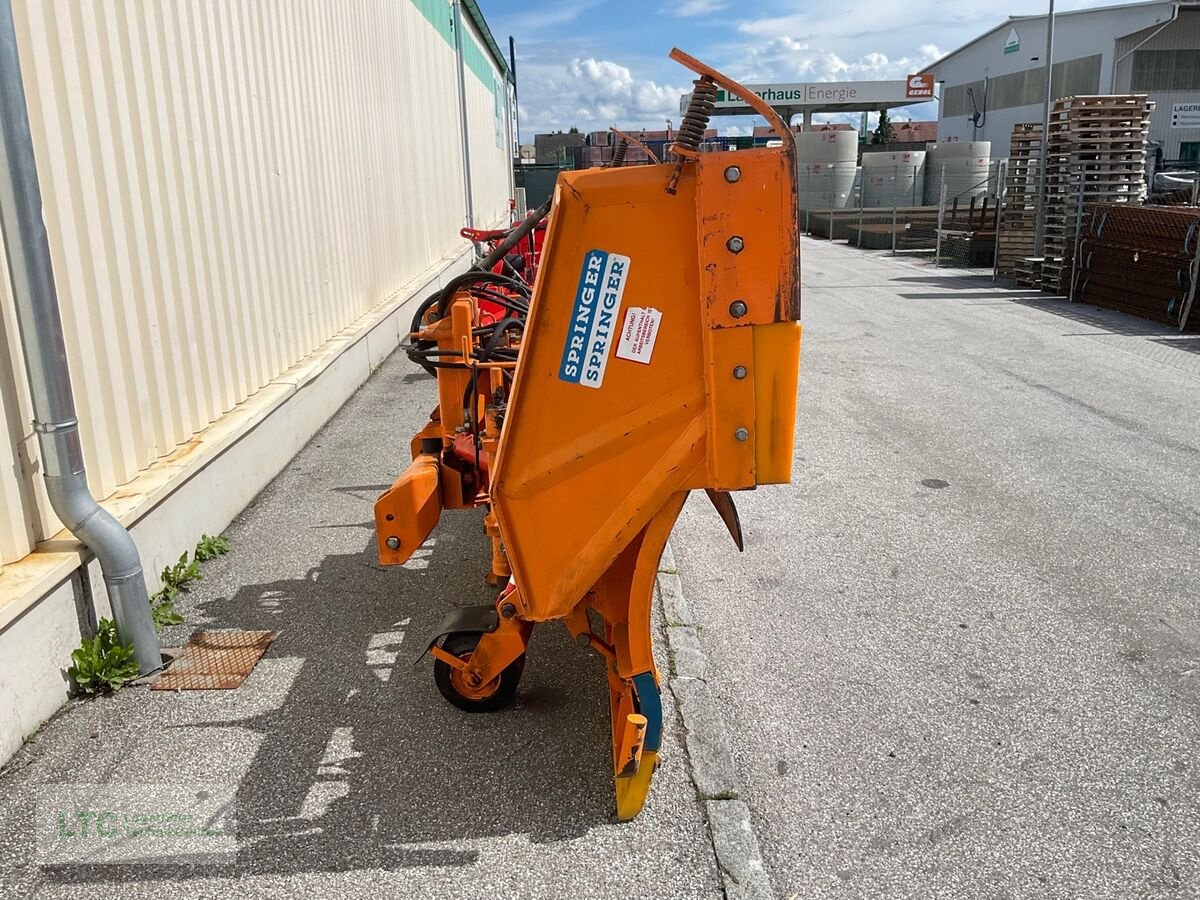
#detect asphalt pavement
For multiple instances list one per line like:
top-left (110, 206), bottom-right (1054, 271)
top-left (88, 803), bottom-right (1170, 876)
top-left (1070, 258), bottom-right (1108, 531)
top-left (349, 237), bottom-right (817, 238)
top-left (672, 237), bottom-right (1200, 899)
top-left (0, 350), bottom-right (721, 898)
top-left (4, 235), bottom-right (1199, 898)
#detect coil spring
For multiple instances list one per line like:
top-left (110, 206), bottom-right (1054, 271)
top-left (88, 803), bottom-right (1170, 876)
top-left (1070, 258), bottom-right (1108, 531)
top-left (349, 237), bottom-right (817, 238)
top-left (611, 137), bottom-right (628, 168)
top-left (676, 76), bottom-right (716, 154)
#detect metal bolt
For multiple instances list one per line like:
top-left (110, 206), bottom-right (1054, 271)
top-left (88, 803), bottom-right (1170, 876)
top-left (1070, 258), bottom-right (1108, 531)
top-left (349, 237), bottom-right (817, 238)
top-left (385, 536), bottom-right (400, 550)
top-left (724, 165), bottom-right (741, 183)
top-left (467, 673), bottom-right (482, 686)
top-left (500, 602), bottom-right (517, 619)
top-left (734, 427), bottom-right (750, 442)
top-left (576, 633), bottom-right (591, 648)
top-left (729, 300), bottom-right (748, 318)
top-left (733, 365), bottom-right (748, 380)
top-left (726, 235), bottom-right (745, 254)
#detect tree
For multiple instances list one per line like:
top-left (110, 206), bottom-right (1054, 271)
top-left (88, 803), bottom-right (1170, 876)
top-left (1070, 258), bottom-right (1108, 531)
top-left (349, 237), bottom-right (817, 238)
top-left (568, 126), bottom-right (580, 134)
top-left (871, 110), bottom-right (895, 145)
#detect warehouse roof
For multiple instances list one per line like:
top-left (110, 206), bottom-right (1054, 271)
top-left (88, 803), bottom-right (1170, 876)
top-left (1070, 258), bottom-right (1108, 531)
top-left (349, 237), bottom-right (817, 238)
top-left (923, 0), bottom-right (1182, 72)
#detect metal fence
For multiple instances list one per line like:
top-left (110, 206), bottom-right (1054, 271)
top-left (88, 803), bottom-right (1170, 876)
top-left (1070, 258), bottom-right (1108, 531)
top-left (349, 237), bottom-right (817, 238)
top-left (800, 165), bottom-right (999, 271)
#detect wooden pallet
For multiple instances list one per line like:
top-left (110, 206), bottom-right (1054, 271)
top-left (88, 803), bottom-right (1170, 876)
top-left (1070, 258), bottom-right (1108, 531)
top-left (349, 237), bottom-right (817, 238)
top-left (997, 123), bottom-right (1043, 278)
top-left (1034, 94), bottom-right (1152, 289)
top-left (1012, 256), bottom-right (1045, 287)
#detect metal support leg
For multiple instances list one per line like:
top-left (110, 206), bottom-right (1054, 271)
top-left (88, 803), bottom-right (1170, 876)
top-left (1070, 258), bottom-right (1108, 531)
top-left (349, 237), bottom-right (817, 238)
top-left (587, 491), bottom-right (686, 820)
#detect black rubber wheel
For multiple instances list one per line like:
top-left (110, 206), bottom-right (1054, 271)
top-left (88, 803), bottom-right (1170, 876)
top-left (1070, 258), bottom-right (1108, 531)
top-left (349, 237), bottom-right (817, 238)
top-left (433, 631), bottom-right (524, 713)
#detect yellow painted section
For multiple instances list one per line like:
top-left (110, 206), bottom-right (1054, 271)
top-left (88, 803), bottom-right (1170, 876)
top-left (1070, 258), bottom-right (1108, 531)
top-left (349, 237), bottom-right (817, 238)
top-left (615, 750), bottom-right (658, 821)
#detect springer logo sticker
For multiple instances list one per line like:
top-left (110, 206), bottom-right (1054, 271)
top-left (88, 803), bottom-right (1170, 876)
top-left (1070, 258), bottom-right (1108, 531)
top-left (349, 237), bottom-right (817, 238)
top-left (558, 249), bottom-right (630, 389)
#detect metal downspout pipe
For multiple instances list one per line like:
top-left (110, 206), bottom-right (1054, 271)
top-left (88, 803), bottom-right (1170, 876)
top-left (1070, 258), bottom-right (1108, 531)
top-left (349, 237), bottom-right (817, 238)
top-left (1110, 3), bottom-right (1179, 92)
top-left (0, 1), bottom-right (160, 674)
top-left (453, 1), bottom-right (476, 232)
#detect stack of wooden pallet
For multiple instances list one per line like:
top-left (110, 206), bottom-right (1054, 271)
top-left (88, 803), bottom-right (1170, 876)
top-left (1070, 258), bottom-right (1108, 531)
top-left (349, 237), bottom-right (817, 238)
top-left (998, 124), bottom-right (1041, 280)
top-left (1041, 94), bottom-right (1152, 291)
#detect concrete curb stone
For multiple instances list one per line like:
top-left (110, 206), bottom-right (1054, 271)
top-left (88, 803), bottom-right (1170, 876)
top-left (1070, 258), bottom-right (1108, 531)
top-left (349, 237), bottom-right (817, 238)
top-left (657, 541), bottom-right (774, 899)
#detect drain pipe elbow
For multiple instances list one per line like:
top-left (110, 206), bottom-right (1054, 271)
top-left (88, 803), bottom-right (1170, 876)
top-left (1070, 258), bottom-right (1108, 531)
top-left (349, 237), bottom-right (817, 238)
top-left (43, 468), bottom-right (161, 675)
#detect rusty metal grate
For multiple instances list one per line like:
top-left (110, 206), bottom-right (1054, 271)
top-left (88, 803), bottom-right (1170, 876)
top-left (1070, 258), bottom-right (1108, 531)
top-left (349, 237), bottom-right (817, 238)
top-left (152, 630), bottom-right (275, 691)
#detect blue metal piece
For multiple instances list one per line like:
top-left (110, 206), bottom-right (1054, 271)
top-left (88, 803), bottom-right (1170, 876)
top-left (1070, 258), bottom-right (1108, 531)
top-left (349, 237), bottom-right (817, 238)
top-left (632, 672), bottom-right (663, 752)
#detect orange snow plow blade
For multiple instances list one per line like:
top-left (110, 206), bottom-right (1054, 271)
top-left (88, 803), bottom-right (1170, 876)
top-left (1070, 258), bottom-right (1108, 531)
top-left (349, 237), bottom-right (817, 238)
top-left (375, 47), bottom-right (801, 820)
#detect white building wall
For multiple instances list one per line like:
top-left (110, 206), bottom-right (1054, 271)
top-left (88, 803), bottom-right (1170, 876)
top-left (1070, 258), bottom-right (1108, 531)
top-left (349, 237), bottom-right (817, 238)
top-left (930, 2), bottom-right (1177, 154)
top-left (0, 0), bottom-right (511, 564)
top-left (461, 14), bottom-right (513, 230)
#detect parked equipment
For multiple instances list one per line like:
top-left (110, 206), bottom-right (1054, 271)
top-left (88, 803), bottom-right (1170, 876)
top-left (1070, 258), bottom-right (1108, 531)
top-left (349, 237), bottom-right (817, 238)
top-left (374, 49), bottom-right (802, 819)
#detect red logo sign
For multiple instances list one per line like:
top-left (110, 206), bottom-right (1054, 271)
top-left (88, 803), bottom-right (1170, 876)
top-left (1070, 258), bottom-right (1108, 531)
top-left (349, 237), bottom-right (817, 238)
top-left (906, 74), bottom-right (934, 99)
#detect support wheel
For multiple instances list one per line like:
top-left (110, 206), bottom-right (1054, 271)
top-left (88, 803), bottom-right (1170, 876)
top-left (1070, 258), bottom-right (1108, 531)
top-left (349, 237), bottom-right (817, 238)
top-left (433, 632), bottom-right (524, 712)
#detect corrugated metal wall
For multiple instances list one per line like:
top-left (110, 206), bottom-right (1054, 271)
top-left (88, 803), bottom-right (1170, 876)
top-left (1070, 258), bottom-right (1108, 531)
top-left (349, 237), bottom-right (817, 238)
top-left (461, 12), bottom-right (512, 228)
top-left (1115, 8), bottom-right (1200, 158)
top-left (0, 0), bottom-right (512, 564)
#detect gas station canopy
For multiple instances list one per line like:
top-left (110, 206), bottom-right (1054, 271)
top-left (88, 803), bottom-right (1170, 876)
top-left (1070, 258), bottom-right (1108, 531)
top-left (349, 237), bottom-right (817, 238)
top-left (683, 74), bottom-right (936, 125)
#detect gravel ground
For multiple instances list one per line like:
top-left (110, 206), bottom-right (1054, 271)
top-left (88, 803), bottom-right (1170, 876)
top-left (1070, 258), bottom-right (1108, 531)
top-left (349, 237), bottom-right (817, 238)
top-left (0, 351), bottom-right (720, 899)
top-left (673, 237), bottom-right (1200, 899)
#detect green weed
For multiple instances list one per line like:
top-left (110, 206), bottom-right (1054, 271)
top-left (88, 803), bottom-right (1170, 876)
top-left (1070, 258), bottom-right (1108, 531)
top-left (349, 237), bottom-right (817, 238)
top-left (194, 533), bottom-right (231, 562)
top-left (67, 619), bottom-right (140, 695)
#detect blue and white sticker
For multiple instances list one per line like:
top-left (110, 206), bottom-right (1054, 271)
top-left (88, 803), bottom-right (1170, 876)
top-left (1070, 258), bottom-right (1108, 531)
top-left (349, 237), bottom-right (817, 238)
top-left (558, 249), bottom-right (630, 389)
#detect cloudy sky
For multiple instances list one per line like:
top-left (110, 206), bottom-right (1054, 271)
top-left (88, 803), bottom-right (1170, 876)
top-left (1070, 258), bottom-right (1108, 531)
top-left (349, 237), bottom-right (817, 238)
top-left (476, 0), bottom-right (1124, 138)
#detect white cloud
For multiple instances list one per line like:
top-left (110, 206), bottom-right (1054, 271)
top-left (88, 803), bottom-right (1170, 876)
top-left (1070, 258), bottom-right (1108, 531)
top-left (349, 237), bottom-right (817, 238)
top-left (669, 0), bottom-right (729, 16)
top-left (501, 0), bottom-right (1125, 144)
top-left (504, 0), bottom-right (601, 32)
top-left (518, 56), bottom-right (688, 135)
top-left (735, 0), bottom-right (983, 45)
top-left (514, 41), bottom-right (944, 137)
top-left (508, 3), bottom-right (952, 141)
top-left (730, 36), bottom-right (942, 85)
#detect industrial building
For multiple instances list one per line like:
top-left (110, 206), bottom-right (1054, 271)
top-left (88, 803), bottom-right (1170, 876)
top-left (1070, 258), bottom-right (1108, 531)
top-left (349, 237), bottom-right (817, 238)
top-left (926, 0), bottom-right (1200, 162)
top-left (533, 130), bottom-right (586, 164)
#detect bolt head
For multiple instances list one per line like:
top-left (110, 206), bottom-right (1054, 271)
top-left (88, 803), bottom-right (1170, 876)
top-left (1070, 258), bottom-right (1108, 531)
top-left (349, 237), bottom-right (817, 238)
top-left (724, 165), bottom-right (741, 183)
top-left (733, 365), bottom-right (748, 380)
top-left (385, 536), bottom-right (400, 550)
top-left (726, 235), bottom-right (745, 254)
top-left (729, 300), bottom-right (748, 318)
top-left (734, 427), bottom-right (750, 442)
top-left (500, 602), bottom-right (517, 619)
top-left (576, 633), bottom-right (591, 648)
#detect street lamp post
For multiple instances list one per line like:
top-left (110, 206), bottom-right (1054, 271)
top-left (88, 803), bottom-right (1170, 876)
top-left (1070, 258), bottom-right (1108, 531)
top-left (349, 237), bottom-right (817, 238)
top-left (1033, 0), bottom-right (1056, 257)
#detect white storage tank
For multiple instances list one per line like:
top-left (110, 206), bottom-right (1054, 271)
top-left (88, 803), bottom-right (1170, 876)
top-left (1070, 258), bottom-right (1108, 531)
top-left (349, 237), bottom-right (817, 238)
top-left (797, 131), bottom-right (857, 210)
top-left (924, 141), bottom-right (991, 206)
top-left (862, 150), bottom-right (926, 207)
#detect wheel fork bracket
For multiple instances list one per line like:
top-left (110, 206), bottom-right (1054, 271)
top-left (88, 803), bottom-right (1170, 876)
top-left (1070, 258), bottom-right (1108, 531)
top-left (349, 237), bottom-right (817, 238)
top-left (414, 604), bottom-right (498, 665)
